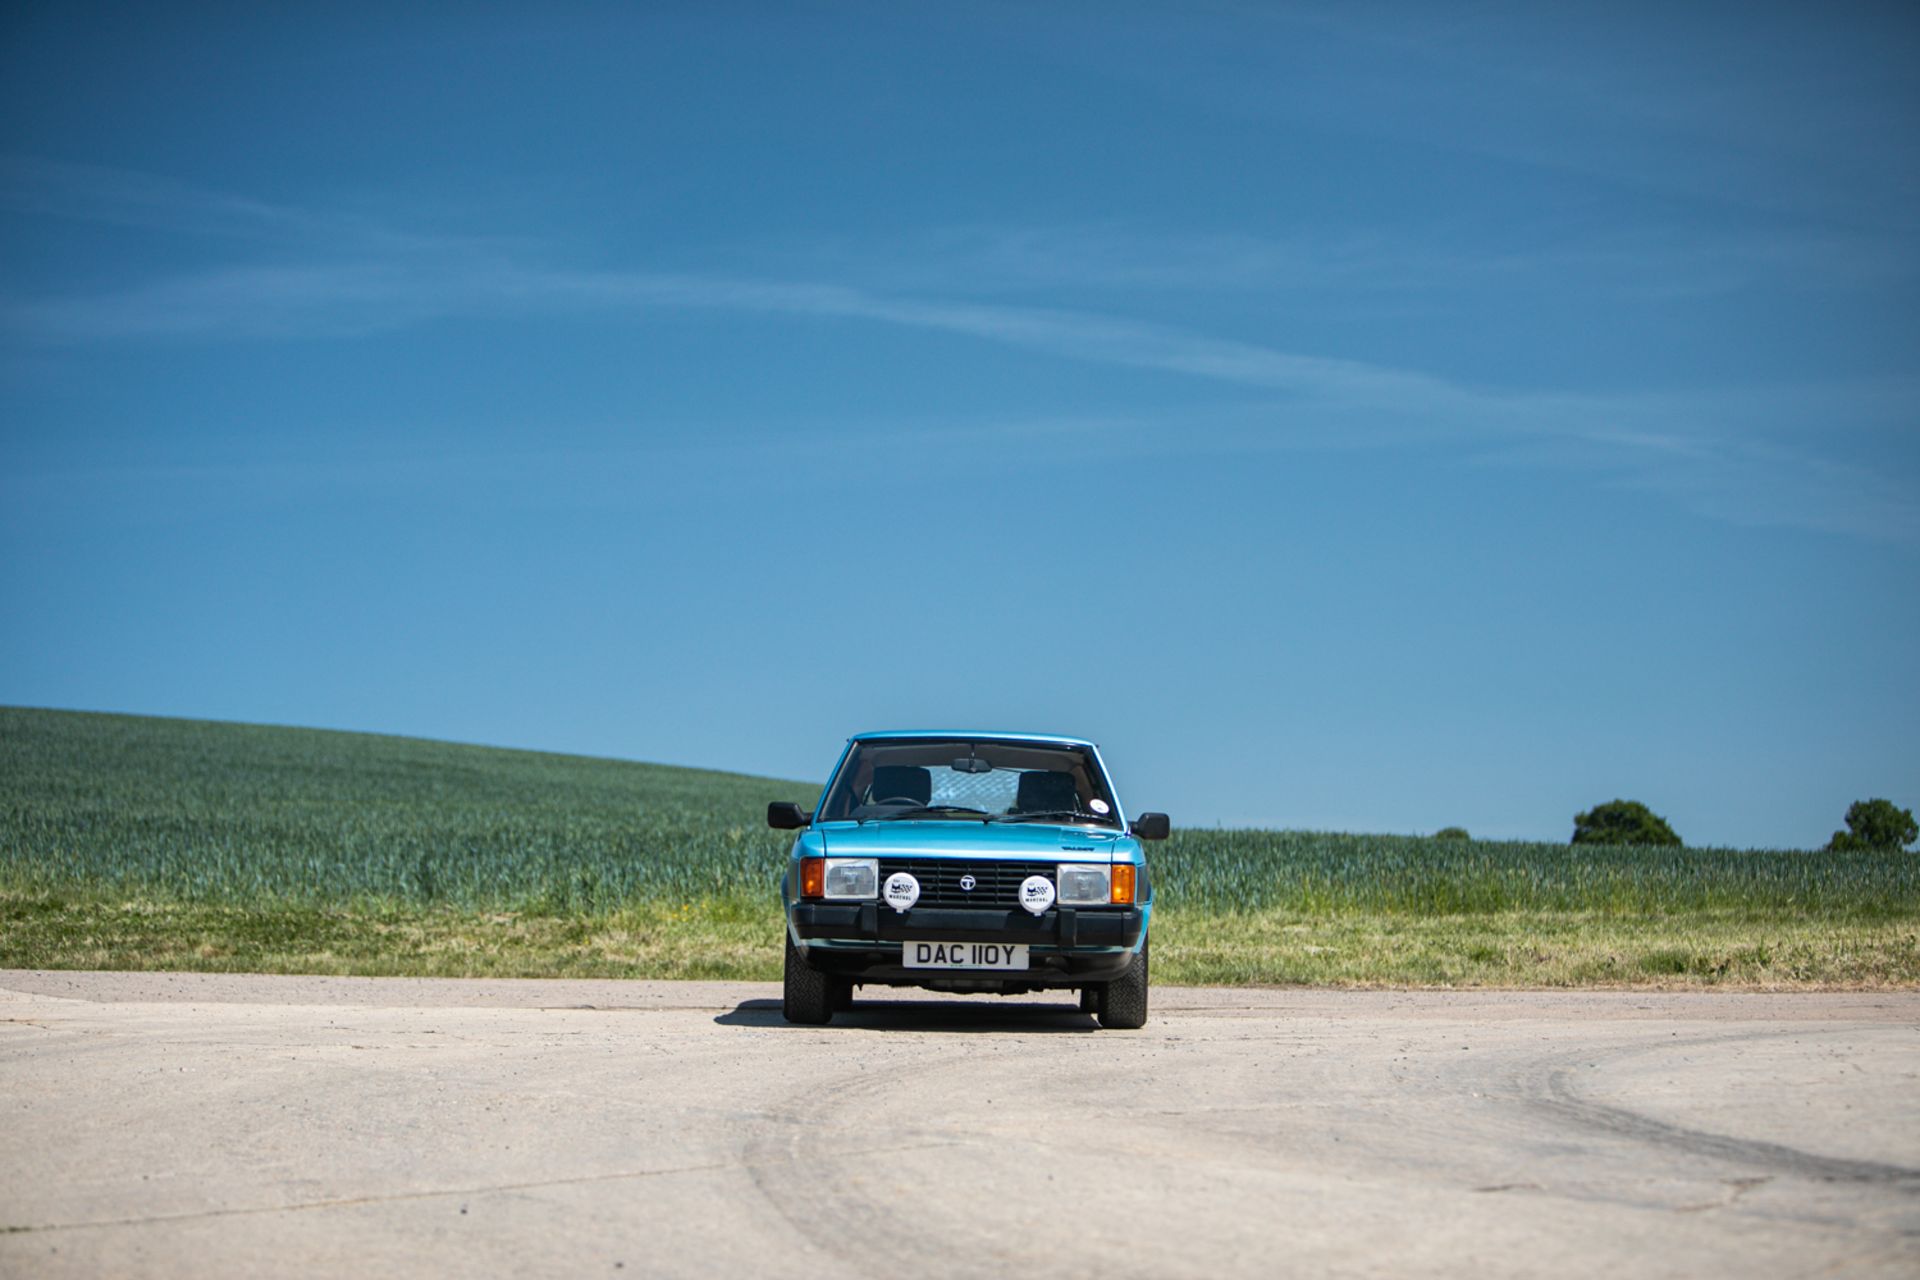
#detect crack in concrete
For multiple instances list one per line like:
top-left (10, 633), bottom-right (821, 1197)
top-left (0, 1138), bottom-right (966, 1237)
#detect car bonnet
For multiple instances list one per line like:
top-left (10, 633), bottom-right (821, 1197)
top-left (815, 820), bottom-right (1124, 862)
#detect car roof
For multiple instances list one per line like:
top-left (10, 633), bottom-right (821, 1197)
top-left (848, 729), bottom-right (1098, 748)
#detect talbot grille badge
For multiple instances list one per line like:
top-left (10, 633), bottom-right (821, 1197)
top-left (958, 874), bottom-right (977, 892)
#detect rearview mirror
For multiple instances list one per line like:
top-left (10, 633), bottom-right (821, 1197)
top-left (1129, 812), bottom-right (1170, 841)
top-left (767, 802), bottom-right (811, 830)
top-left (952, 756), bottom-right (993, 774)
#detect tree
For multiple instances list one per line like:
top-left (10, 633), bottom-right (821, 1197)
top-left (1434, 827), bottom-right (1471, 841)
top-left (1572, 799), bottom-right (1681, 847)
top-left (1827, 799), bottom-right (1917, 853)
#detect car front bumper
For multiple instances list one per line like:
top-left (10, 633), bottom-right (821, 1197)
top-left (791, 902), bottom-right (1144, 947)
top-left (788, 903), bottom-right (1146, 987)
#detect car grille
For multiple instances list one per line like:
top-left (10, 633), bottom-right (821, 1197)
top-left (875, 858), bottom-right (1055, 909)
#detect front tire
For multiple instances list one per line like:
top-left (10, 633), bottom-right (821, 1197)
top-left (1097, 942), bottom-right (1149, 1030)
top-left (783, 936), bottom-right (834, 1025)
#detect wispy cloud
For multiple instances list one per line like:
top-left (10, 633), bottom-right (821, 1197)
top-left (0, 156), bottom-right (524, 257)
top-left (0, 195), bottom-right (1471, 414)
top-left (754, 222), bottom-right (1919, 304)
top-left (1145, 4), bottom-right (1920, 233)
top-left (4, 159), bottom-right (1916, 544)
top-left (0, 411), bottom-right (1137, 521)
top-left (1465, 419), bottom-right (1920, 545)
top-left (1, 156), bottom-right (344, 244)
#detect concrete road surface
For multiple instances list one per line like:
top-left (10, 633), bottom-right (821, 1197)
top-left (2, 972), bottom-right (1915, 1279)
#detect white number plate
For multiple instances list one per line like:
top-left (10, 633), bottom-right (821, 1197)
top-left (903, 942), bottom-right (1029, 970)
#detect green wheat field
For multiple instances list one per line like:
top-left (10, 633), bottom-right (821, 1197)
top-left (3, 706), bottom-right (1915, 986)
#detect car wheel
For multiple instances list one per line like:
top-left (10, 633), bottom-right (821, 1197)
top-left (1097, 941), bottom-right (1148, 1030)
top-left (832, 978), bottom-right (855, 1012)
top-left (1078, 986), bottom-right (1101, 1015)
top-left (783, 936), bottom-right (834, 1025)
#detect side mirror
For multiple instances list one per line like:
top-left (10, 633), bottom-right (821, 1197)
top-left (1129, 812), bottom-right (1170, 841)
top-left (767, 802), bottom-right (811, 830)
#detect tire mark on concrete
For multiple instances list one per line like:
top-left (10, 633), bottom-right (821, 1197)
top-left (739, 1037), bottom-right (1087, 1280)
top-left (741, 1049), bottom-right (972, 1234)
top-left (1526, 1028), bottom-right (1920, 1191)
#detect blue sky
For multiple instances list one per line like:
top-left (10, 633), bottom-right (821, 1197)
top-left (3, 2), bottom-right (1916, 847)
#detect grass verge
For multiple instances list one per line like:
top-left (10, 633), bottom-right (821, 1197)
top-left (1154, 908), bottom-right (1920, 988)
top-left (0, 891), bottom-right (785, 981)
top-left (5, 890), bottom-right (1914, 989)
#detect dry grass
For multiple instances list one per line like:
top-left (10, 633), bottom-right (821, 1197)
top-left (0, 892), bottom-right (785, 981)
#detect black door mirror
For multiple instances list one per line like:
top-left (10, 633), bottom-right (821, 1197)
top-left (1129, 812), bottom-right (1170, 841)
top-left (767, 802), bottom-right (811, 830)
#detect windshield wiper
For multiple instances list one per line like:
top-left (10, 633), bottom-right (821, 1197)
top-left (988, 809), bottom-right (1114, 826)
top-left (856, 804), bottom-right (990, 823)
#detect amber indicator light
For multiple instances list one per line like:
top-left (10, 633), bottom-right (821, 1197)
top-left (1110, 863), bottom-right (1136, 905)
top-left (800, 857), bottom-right (826, 899)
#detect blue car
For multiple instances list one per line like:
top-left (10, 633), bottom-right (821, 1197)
top-left (767, 731), bottom-right (1169, 1028)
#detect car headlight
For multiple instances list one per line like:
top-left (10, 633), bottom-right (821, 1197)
top-left (1056, 863), bottom-right (1111, 906)
top-left (822, 857), bottom-right (879, 900)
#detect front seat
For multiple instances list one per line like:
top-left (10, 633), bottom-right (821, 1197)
top-left (1014, 769), bottom-right (1079, 813)
top-left (868, 765), bottom-right (932, 805)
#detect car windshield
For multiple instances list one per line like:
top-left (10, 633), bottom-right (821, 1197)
top-left (818, 738), bottom-right (1121, 827)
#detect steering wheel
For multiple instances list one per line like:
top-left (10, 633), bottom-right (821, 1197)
top-left (872, 795), bottom-right (925, 806)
